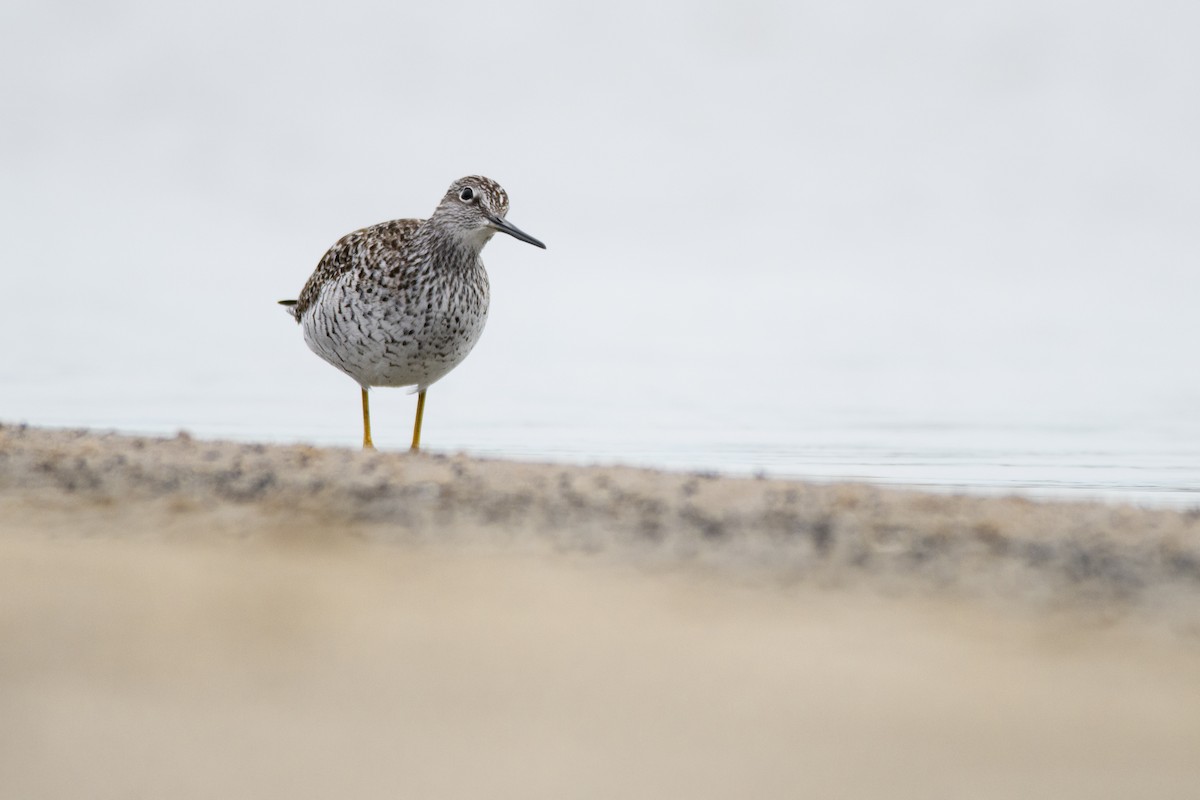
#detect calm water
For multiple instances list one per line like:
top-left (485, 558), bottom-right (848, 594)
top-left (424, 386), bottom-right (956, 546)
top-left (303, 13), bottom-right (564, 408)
top-left (9, 381), bottom-right (1200, 509)
top-left (6, 263), bottom-right (1198, 508)
top-left (2, 0), bottom-right (1199, 508)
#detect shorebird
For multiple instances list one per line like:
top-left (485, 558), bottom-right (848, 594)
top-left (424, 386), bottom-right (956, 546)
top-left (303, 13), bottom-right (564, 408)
top-left (280, 176), bottom-right (545, 450)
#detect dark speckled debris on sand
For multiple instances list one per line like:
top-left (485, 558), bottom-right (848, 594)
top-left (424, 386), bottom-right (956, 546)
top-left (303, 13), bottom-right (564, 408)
top-left (3, 424), bottom-right (1199, 610)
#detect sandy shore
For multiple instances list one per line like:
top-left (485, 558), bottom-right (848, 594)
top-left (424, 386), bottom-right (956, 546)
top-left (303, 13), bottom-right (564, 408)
top-left (2, 424), bottom-right (1199, 798)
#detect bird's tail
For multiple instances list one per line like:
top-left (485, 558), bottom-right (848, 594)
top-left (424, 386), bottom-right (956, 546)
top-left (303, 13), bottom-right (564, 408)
top-left (278, 299), bottom-right (299, 320)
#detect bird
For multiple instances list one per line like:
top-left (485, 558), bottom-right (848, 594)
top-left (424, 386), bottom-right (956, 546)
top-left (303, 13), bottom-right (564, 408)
top-left (279, 176), bottom-right (545, 451)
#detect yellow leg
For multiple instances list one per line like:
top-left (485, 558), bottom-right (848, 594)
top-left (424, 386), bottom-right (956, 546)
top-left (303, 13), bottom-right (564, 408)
top-left (361, 388), bottom-right (374, 450)
top-left (410, 389), bottom-right (427, 451)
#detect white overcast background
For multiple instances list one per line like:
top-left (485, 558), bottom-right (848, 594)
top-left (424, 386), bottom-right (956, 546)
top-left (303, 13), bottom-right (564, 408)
top-left (2, 0), bottom-right (1198, 470)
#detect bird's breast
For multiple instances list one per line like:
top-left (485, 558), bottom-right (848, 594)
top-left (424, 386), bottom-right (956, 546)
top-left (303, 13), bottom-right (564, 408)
top-left (300, 263), bottom-right (490, 389)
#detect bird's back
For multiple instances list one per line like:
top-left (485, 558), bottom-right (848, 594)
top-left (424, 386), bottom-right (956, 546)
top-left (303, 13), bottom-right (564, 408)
top-left (291, 218), bottom-right (424, 320)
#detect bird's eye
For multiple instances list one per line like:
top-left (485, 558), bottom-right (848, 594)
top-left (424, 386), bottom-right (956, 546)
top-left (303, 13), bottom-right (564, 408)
top-left (459, 187), bottom-right (474, 202)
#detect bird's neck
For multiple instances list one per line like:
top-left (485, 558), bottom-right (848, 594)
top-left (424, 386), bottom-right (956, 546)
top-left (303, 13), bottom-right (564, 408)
top-left (417, 219), bottom-right (493, 270)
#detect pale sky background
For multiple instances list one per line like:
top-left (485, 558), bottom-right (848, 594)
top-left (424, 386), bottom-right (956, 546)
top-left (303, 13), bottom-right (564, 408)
top-left (2, 0), bottom-right (1198, 489)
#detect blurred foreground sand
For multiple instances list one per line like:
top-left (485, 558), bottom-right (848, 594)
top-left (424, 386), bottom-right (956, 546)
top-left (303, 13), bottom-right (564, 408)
top-left (2, 425), bottom-right (1199, 798)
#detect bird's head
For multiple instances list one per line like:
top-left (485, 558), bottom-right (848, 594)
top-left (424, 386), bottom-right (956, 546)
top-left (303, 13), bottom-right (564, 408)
top-left (432, 175), bottom-right (546, 251)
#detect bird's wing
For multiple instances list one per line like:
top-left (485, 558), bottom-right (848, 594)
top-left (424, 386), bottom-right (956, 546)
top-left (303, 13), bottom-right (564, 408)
top-left (292, 219), bottom-right (422, 318)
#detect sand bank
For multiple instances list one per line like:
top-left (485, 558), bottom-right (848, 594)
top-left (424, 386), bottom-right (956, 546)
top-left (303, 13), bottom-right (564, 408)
top-left (2, 424), bottom-right (1199, 798)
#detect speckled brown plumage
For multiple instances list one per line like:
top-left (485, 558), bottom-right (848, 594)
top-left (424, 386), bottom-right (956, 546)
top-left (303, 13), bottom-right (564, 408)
top-left (280, 175), bottom-right (545, 448)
